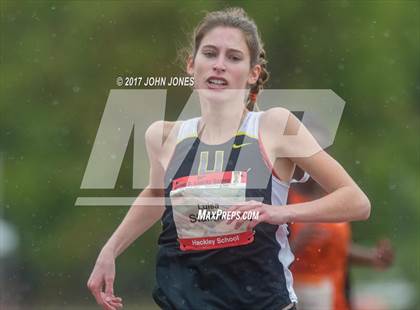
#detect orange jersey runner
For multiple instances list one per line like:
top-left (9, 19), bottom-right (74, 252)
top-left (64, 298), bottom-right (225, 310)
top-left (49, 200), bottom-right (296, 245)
top-left (288, 190), bottom-right (351, 310)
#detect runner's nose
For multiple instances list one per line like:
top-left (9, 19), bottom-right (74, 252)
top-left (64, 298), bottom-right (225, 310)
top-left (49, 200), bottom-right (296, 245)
top-left (213, 56), bottom-right (226, 73)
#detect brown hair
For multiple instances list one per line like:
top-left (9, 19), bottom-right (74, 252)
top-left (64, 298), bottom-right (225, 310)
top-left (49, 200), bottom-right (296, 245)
top-left (186, 7), bottom-right (269, 111)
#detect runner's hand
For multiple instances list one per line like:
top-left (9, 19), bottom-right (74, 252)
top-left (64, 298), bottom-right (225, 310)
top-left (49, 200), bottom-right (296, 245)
top-left (227, 200), bottom-right (289, 229)
top-left (374, 239), bottom-right (394, 269)
top-left (87, 250), bottom-right (123, 310)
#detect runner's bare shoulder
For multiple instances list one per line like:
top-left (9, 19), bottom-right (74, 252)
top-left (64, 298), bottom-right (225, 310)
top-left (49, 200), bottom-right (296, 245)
top-left (260, 107), bottom-right (321, 158)
top-left (145, 120), bottom-right (182, 168)
top-left (259, 107), bottom-right (290, 154)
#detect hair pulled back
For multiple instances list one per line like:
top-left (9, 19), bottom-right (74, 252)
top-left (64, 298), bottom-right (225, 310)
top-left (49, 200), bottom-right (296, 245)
top-left (188, 7), bottom-right (269, 111)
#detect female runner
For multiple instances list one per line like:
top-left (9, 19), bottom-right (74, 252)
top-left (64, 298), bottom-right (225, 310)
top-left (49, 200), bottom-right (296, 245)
top-left (87, 8), bottom-right (370, 310)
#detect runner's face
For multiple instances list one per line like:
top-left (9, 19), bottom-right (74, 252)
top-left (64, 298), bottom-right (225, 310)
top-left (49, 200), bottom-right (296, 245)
top-left (188, 27), bottom-right (260, 92)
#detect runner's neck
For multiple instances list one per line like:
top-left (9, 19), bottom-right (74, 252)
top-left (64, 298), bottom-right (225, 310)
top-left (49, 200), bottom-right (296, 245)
top-left (197, 108), bottom-right (249, 145)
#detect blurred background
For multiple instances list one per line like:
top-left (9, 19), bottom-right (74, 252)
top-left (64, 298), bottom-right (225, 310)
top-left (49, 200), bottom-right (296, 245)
top-left (1, 1), bottom-right (419, 309)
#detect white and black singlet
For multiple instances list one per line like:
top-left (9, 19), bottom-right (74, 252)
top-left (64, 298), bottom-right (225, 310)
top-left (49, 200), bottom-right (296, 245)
top-left (153, 111), bottom-right (297, 309)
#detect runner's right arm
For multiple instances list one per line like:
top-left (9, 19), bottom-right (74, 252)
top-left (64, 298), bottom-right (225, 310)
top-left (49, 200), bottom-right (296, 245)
top-left (87, 121), bottom-right (167, 310)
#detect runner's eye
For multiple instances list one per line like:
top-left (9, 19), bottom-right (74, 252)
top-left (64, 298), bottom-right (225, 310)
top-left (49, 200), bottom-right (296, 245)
top-left (203, 51), bottom-right (216, 58)
top-left (228, 55), bottom-right (242, 62)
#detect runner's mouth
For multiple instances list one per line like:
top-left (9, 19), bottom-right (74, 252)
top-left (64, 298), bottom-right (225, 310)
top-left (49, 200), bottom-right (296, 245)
top-left (206, 77), bottom-right (228, 89)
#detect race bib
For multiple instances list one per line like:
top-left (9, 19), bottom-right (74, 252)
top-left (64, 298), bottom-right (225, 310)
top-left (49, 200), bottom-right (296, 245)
top-left (170, 171), bottom-right (254, 251)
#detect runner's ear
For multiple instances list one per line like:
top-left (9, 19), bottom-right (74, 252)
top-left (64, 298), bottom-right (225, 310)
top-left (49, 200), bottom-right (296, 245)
top-left (187, 56), bottom-right (194, 75)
